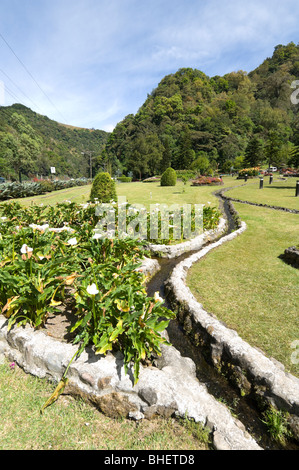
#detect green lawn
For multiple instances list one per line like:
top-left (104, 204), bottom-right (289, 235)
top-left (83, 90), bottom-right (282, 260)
top-left (115, 178), bottom-right (244, 209)
top-left (5, 176), bottom-right (244, 209)
top-left (2, 174), bottom-right (298, 450)
top-left (0, 359), bottom-right (210, 450)
top-left (187, 202), bottom-right (299, 376)
top-left (225, 177), bottom-right (299, 211)
top-left (4, 184), bottom-right (93, 207)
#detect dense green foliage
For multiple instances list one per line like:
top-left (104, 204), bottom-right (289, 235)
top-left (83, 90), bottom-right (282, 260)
top-left (0, 201), bottom-right (175, 384)
top-left (90, 172), bottom-right (117, 203)
top-left (0, 178), bottom-right (90, 201)
top-left (1, 43), bottom-right (299, 181)
top-left (0, 104), bottom-right (108, 181)
top-left (160, 167), bottom-right (177, 186)
top-left (103, 42), bottom-right (299, 178)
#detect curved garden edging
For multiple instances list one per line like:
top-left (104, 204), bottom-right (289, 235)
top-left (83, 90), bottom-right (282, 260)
top-left (0, 315), bottom-right (261, 450)
top-left (165, 204), bottom-right (299, 439)
top-left (147, 218), bottom-right (227, 258)
top-left (0, 193), bottom-right (295, 450)
top-left (220, 192), bottom-right (299, 214)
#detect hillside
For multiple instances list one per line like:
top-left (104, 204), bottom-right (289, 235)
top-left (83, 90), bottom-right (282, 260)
top-left (0, 104), bottom-right (109, 181)
top-left (104, 42), bottom-right (299, 179)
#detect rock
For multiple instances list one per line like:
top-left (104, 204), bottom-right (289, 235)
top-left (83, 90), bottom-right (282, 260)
top-left (0, 315), bottom-right (262, 450)
top-left (93, 392), bottom-right (138, 419)
top-left (283, 246), bottom-right (299, 268)
top-left (288, 415), bottom-right (299, 441)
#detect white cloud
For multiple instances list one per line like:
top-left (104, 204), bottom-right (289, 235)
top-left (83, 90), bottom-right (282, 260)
top-left (1, 0), bottom-right (299, 129)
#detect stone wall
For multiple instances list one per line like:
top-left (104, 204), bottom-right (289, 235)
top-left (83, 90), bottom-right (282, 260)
top-left (0, 316), bottom-right (261, 450)
top-left (165, 221), bottom-right (299, 441)
top-left (147, 218), bottom-right (227, 258)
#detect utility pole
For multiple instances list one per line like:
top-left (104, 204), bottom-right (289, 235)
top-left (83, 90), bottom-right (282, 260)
top-left (81, 150), bottom-right (95, 180)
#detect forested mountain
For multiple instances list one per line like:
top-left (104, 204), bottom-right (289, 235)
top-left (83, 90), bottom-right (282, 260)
top-left (1, 43), bottom-right (299, 182)
top-left (104, 42), bottom-right (299, 178)
top-left (0, 104), bottom-right (108, 181)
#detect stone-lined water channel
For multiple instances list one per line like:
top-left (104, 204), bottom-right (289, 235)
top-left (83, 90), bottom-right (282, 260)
top-left (1, 188), bottom-right (298, 450)
top-left (146, 191), bottom-right (299, 450)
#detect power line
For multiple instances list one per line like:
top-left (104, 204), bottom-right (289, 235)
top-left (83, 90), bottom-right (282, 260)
top-left (0, 31), bottom-right (67, 123)
top-left (0, 68), bottom-right (45, 114)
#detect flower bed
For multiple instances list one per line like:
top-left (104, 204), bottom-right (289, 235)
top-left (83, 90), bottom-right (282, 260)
top-left (281, 168), bottom-right (299, 177)
top-left (237, 168), bottom-right (260, 179)
top-left (191, 176), bottom-right (223, 186)
top-left (0, 201), bottom-right (174, 385)
top-left (0, 198), bottom-right (220, 383)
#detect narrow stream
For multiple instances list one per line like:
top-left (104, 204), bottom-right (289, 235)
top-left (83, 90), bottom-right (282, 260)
top-left (146, 191), bottom-right (298, 451)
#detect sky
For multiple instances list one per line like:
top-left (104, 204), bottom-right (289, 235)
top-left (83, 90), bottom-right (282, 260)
top-left (0, 0), bottom-right (299, 132)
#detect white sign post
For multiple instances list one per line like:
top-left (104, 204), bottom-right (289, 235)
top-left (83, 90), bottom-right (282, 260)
top-left (50, 167), bottom-right (56, 174)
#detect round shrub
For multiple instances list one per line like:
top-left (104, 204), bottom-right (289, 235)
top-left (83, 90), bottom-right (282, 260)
top-left (160, 167), bottom-right (177, 187)
top-left (90, 172), bottom-right (117, 203)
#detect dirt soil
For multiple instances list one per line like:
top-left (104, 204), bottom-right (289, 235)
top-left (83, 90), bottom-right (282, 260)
top-left (43, 308), bottom-right (77, 343)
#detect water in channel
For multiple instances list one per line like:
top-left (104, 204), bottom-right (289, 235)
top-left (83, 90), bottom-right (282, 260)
top-left (146, 192), bottom-right (299, 451)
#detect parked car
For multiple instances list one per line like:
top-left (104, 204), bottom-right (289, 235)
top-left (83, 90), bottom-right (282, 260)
top-left (0, 177), bottom-right (5, 184)
top-left (267, 167), bottom-right (277, 172)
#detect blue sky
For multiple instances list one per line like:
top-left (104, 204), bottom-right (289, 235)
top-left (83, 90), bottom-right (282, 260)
top-left (0, 0), bottom-right (299, 131)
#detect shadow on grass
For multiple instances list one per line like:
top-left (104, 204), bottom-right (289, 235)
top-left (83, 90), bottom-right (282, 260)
top-left (266, 185), bottom-right (297, 190)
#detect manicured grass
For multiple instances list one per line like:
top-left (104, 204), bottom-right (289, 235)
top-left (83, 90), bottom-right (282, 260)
top-left (116, 177), bottom-right (244, 210)
top-left (187, 203), bottom-right (299, 376)
top-left (0, 359), bottom-right (211, 450)
top-left (5, 176), bottom-right (245, 209)
top-left (225, 177), bottom-right (299, 211)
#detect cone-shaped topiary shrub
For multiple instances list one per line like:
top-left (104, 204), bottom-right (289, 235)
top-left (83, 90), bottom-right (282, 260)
top-left (160, 167), bottom-right (177, 187)
top-left (90, 172), bottom-right (117, 203)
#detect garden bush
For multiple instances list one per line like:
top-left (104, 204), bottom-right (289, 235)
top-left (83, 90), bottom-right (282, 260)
top-left (90, 172), bottom-right (117, 203)
top-left (0, 178), bottom-right (90, 201)
top-left (176, 170), bottom-right (197, 180)
top-left (160, 167), bottom-right (177, 187)
top-left (0, 201), bottom-right (174, 386)
top-left (238, 167), bottom-right (260, 179)
top-left (117, 176), bottom-right (132, 183)
top-left (191, 176), bottom-right (223, 186)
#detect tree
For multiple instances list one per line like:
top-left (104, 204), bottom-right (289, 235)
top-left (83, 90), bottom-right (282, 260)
top-left (265, 130), bottom-right (283, 167)
top-left (191, 153), bottom-right (210, 175)
top-left (160, 136), bottom-right (173, 172)
top-left (0, 113), bottom-right (41, 182)
top-left (244, 136), bottom-right (264, 167)
top-left (174, 125), bottom-right (195, 169)
top-left (126, 136), bottom-right (149, 180)
top-left (143, 134), bottom-right (164, 175)
top-left (289, 145), bottom-right (299, 167)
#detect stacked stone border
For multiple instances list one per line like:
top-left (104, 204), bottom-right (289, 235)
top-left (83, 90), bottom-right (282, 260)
top-left (0, 195), bottom-right (297, 449)
top-left (0, 315), bottom-right (261, 450)
top-left (147, 217), bottom-right (227, 258)
top-left (165, 198), bottom-right (299, 443)
top-left (220, 192), bottom-right (299, 214)
top-left (0, 211), bottom-right (263, 451)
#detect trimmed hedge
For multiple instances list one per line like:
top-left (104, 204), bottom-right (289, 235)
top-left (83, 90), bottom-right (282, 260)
top-left (160, 167), bottom-right (177, 187)
top-left (117, 176), bottom-right (132, 182)
top-left (90, 172), bottom-right (117, 203)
